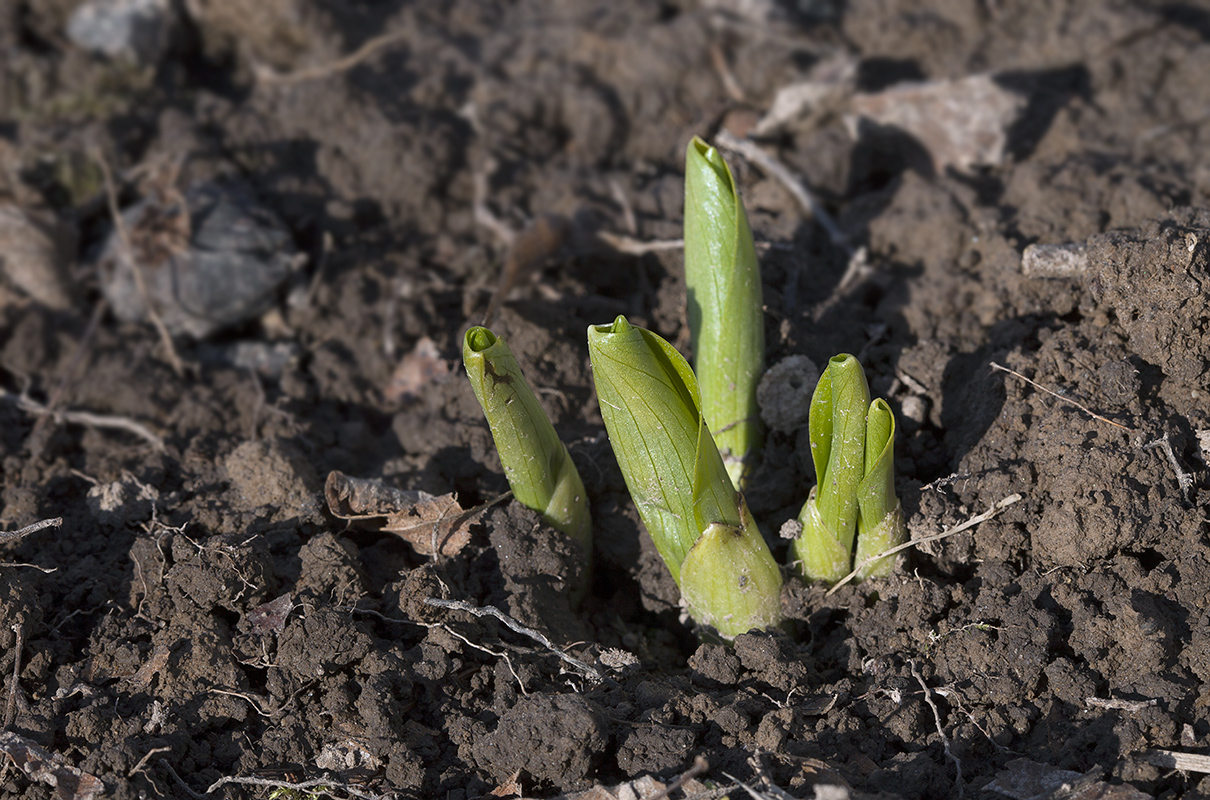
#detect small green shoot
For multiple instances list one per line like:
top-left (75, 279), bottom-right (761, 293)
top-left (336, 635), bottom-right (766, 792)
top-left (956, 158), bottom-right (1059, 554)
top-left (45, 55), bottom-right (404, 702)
top-left (791, 354), bottom-right (906, 582)
top-left (588, 315), bottom-right (782, 638)
top-left (683, 136), bottom-right (764, 489)
top-left (463, 326), bottom-right (592, 558)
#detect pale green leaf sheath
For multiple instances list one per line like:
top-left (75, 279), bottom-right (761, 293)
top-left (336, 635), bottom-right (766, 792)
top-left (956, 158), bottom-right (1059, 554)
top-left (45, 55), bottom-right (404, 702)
top-left (680, 500), bottom-right (783, 639)
top-left (587, 315), bottom-right (723, 581)
top-left (463, 326), bottom-right (592, 554)
top-left (854, 398), bottom-right (906, 579)
top-left (683, 137), bottom-right (764, 489)
top-left (792, 354), bottom-right (870, 583)
top-left (588, 315), bottom-right (782, 637)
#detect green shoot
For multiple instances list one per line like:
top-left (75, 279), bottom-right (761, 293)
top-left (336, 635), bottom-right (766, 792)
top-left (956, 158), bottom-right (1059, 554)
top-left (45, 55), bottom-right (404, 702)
top-left (683, 136), bottom-right (764, 489)
top-left (588, 315), bottom-right (782, 638)
top-left (463, 326), bottom-right (592, 558)
top-left (791, 354), bottom-right (905, 583)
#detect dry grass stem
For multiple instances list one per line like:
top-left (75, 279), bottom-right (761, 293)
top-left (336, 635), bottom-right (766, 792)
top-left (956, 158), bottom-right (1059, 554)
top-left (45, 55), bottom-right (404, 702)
top-left (715, 129), bottom-right (848, 251)
top-left (709, 42), bottom-right (746, 102)
top-left (0, 517), bottom-right (62, 543)
top-left (827, 493), bottom-right (1022, 596)
top-left (1, 388), bottom-right (165, 451)
top-left (990, 361), bottom-right (1132, 431)
top-left (912, 659), bottom-right (963, 798)
top-left (597, 231), bottom-right (684, 255)
top-left (255, 29), bottom-right (410, 86)
top-left (204, 772), bottom-right (386, 800)
top-left (424, 597), bottom-right (612, 686)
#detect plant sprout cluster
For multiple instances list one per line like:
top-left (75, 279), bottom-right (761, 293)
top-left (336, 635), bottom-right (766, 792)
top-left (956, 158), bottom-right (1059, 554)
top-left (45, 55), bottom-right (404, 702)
top-left (464, 137), bottom-right (906, 640)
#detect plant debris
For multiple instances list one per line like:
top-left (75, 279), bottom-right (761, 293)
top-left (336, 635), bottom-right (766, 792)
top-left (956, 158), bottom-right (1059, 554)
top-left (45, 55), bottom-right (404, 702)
top-left (325, 470), bottom-right (500, 556)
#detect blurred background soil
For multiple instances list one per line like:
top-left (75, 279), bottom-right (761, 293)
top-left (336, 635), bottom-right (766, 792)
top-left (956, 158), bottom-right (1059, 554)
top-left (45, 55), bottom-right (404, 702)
top-left (1, 0), bottom-right (1210, 798)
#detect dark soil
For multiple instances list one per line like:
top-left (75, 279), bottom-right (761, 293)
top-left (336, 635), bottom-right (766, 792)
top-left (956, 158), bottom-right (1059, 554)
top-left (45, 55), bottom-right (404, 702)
top-left (2, 1), bottom-right (1209, 798)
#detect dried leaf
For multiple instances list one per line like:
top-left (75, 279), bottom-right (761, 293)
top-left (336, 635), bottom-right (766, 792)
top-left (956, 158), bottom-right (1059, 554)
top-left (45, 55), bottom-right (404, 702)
top-left (489, 769), bottom-right (523, 797)
top-left (799, 693), bottom-right (839, 716)
top-left (753, 53), bottom-right (858, 136)
top-left (0, 203), bottom-right (76, 309)
top-left (986, 759), bottom-right (1152, 800)
top-left (382, 493), bottom-right (477, 556)
top-left (846, 74), bottom-right (1025, 172)
top-left (124, 643), bottom-right (170, 689)
top-left (325, 471), bottom-right (498, 556)
top-left (325, 470), bottom-right (433, 516)
top-left (247, 593), bottom-right (293, 635)
top-left (0, 731), bottom-right (103, 800)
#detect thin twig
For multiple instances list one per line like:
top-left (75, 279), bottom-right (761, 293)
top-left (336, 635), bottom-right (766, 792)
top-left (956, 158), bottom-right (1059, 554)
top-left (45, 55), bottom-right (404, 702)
top-left (990, 361), bottom-right (1132, 431)
top-left (911, 659), bottom-right (963, 798)
top-left (609, 179), bottom-right (638, 236)
top-left (437, 623), bottom-right (528, 695)
top-left (159, 759), bottom-right (206, 799)
top-left (1085, 696), bottom-right (1156, 712)
top-left (424, 597), bottom-right (612, 685)
top-left (932, 685), bottom-right (1013, 753)
top-left (4, 623), bottom-right (23, 730)
top-left (205, 773), bottom-right (386, 799)
top-left (127, 745), bottom-right (171, 779)
top-left (208, 688), bottom-right (274, 718)
top-left (1143, 433), bottom-right (1194, 499)
top-left (472, 159), bottom-right (516, 248)
top-left (94, 149), bottom-right (184, 377)
top-left (646, 756), bottom-right (710, 800)
top-left (1, 388), bottom-right (165, 451)
top-left (722, 772), bottom-right (782, 800)
top-left (709, 41), bottom-right (746, 102)
top-left (741, 751), bottom-right (799, 800)
top-left (0, 563), bottom-right (55, 573)
top-left (596, 231), bottom-right (685, 255)
top-left (827, 494), bottom-right (1022, 596)
top-left (715, 129), bottom-right (848, 251)
top-left (0, 517), bottom-right (62, 543)
top-left (479, 215), bottom-right (567, 329)
top-left (256, 30), bottom-right (410, 86)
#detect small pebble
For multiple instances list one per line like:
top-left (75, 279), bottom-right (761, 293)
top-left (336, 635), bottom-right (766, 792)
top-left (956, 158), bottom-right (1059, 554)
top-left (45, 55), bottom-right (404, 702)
top-left (66, 0), bottom-right (176, 64)
top-left (99, 180), bottom-right (298, 339)
top-left (1021, 242), bottom-right (1087, 278)
top-left (900, 395), bottom-right (929, 425)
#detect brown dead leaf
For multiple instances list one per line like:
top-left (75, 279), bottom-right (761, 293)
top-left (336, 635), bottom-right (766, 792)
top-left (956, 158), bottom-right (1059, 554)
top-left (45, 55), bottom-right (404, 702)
top-left (325, 471), bottom-right (501, 556)
top-left (488, 769), bottom-right (523, 797)
top-left (247, 593), bottom-right (293, 635)
top-left (124, 643), bottom-right (170, 689)
top-left (986, 759), bottom-right (1152, 800)
top-left (0, 731), bottom-right (103, 800)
